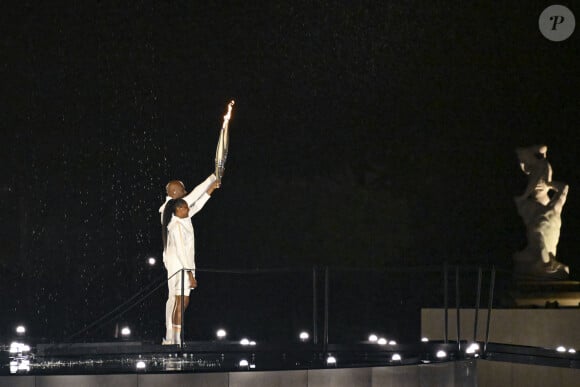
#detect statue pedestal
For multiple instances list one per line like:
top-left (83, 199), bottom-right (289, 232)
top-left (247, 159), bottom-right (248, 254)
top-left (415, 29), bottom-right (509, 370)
top-left (508, 281), bottom-right (580, 307)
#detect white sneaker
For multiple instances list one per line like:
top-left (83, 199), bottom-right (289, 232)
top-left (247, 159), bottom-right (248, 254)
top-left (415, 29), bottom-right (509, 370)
top-left (162, 338), bottom-right (173, 345)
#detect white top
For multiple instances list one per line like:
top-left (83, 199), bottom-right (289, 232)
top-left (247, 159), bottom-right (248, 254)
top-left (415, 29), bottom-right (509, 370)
top-left (164, 214), bottom-right (198, 278)
top-left (160, 174), bottom-right (216, 277)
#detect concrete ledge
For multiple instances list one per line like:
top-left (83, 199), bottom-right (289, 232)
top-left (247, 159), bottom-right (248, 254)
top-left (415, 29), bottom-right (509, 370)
top-left (477, 359), bottom-right (580, 387)
top-left (0, 361), bottom-right (475, 387)
top-left (421, 308), bottom-right (580, 348)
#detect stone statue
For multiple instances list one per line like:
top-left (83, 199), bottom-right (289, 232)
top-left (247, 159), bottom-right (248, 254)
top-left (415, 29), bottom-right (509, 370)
top-left (513, 145), bottom-right (569, 280)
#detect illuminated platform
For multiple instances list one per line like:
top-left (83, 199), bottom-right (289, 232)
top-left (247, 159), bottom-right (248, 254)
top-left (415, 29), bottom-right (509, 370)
top-left (3, 265), bottom-right (579, 385)
top-left (2, 339), bottom-right (580, 386)
top-left (0, 360), bottom-right (476, 387)
top-left (3, 340), bottom-right (464, 375)
top-left (1, 340), bottom-right (476, 386)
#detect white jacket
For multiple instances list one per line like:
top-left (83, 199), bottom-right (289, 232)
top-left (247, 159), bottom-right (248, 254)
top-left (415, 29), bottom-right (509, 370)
top-left (164, 214), bottom-right (198, 278)
top-left (161, 175), bottom-right (215, 278)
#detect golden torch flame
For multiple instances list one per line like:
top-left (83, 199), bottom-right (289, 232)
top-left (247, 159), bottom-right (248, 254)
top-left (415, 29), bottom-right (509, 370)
top-left (215, 100), bottom-right (235, 183)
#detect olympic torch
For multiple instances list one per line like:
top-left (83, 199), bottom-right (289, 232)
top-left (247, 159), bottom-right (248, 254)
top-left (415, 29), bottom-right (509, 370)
top-left (215, 100), bottom-right (235, 184)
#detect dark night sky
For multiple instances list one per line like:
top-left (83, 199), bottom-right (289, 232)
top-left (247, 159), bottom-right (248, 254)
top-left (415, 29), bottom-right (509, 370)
top-left (1, 2), bottom-right (579, 341)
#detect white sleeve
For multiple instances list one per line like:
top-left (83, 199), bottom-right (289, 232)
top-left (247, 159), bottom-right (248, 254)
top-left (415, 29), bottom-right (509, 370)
top-left (182, 174), bottom-right (216, 207)
top-left (188, 192), bottom-right (211, 218)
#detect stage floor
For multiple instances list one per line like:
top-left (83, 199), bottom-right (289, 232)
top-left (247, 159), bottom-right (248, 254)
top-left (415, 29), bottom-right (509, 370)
top-left (3, 340), bottom-right (463, 375)
top-left (3, 339), bottom-right (580, 376)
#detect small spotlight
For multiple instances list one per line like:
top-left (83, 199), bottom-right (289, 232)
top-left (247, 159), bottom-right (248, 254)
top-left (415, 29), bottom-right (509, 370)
top-left (136, 360), bottom-right (146, 370)
top-left (326, 355), bottom-right (337, 366)
top-left (556, 346), bottom-right (566, 353)
top-left (239, 359), bottom-right (249, 368)
top-left (377, 338), bottom-right (387, 345)
top-left (121, 327), bottom-right (131, 337)
top-left (299, 331), bottom-right (310, 342)
top-left (147, 257), bottom-right (156, 266)
top-left (391, 353), bottom-right (402, 362)
top-left (216, 329), bottom-right (227, 339)
top-left (240, 338), bottom-right (250, 346)
top-left (9, 342), bottom-right (28, 354)
top-left (421, 337), bottom-right (429, 342)
top-left (465, 343), bottom-right (480, 354)
top-left (16, 326), bottom-right (26, 335)
top-left (249, 341), bottom-right (256, 346)
top-left (436, 350), bottom-right (447, 359)
top-left (568, 348), bottom-right (576, 354)
top-left (18, 360), bottom-right (30, 372)
top-left (388, 340), bottom-right (397, 346)
top-left (368, 334), bottom-right (378, 342)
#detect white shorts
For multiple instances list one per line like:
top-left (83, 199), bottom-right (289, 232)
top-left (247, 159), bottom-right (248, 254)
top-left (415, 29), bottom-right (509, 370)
top-left (167, 271), bottom-right (193, 296)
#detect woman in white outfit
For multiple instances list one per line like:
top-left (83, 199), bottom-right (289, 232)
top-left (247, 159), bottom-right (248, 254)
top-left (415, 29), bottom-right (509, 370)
top-left (161, 179), bottom-right (219, 344)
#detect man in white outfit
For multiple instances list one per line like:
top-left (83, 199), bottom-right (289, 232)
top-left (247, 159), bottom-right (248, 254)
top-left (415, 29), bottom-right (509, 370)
top-left (159, 174), bottom-right (219, 344)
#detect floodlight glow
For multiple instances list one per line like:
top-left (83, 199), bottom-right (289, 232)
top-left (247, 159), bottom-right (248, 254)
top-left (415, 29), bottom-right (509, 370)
top-left (436, 350), bottom-right (447, 358)
top-left (568, 348), bottom-right (576, 354)
top-left (216, 329), bottom-right (227, 339)
top-left (9, 343), bottom-right (19, 354)
top-left (10, 342), bottom-right (26, 353)
top-left (147, 257), bottom-right (156, 266)
top-left (326, 356), bottom-right (337, 365)
top-left (240, 338), bottom-right (250, 346)
top-left (377, 338), bottom-right (387, 345)
top-left (299, 331), bottom-right (310, 341)
top-left (368, 334), bottom-right (378, 342)
top-left (239, 359), bottom-right (249, 367)
top-left (136, 361), bottom-right (146, 370)
top-left (391, 353), bottom-right (402, 361)
top-left (421, 337), bottom-right (429, 342)
top-left (466, 343), bottom-right (480, 354)
top-left (388, 340), bottom-right (397, 345)
top-left (556, 346), bottom-right (566, 353)
top-left (121, 327), bottom-right (131, 336)
top-left (16, 325), bottom-right (26, 334)
top-left (18, 360), bottom-right (30, 372)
